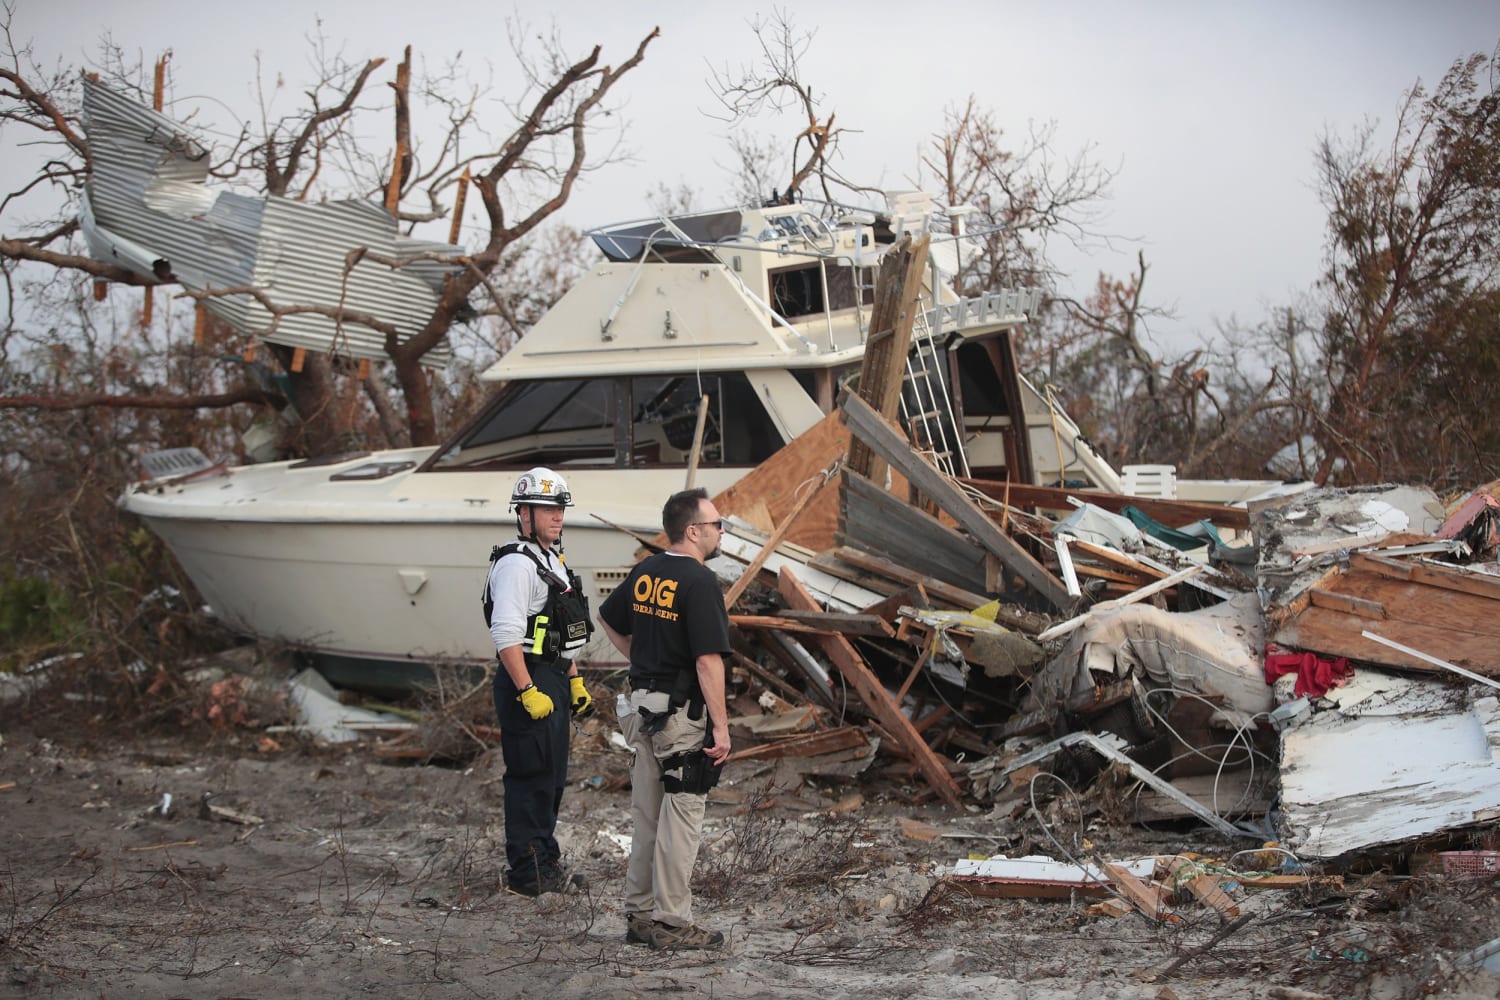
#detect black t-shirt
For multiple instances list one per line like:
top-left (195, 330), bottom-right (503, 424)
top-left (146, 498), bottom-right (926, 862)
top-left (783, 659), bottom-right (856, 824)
top-left (599, 551), bottom-right (731, 689)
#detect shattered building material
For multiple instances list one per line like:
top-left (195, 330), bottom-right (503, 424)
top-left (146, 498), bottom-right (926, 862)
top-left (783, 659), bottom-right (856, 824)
top-left (1437, 490), bottom-right (1500, 559)
top-left (936, 855), bottom-right (1158, 900)
top-left (1250, 484), bottom-right (1446, 605)
top-left (1277, 671), bottom-right (1500, 858)
top-left (778, 567), bottom-right (965, 807)
top-left (1026, 591), bottom-right (1271, 719)
top-left (81, 79), bottom-right (462, 366)
top-left (959, 477), bottom-right (1254, 533)
top-left (839, 470), bottom-right (997, 598)
top-left (841, 392), bottom-right (1071, 611)
top-left (998, 732), bottom-right (1254, 839)
top-left (1270, 552), bottom-right (1500, 678)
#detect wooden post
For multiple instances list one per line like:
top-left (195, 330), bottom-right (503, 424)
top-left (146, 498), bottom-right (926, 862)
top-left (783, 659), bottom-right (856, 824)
top-left (685, 394), bottom-right (709, 489)
top-left (242, 341), bottom-right (257, 362)
top-left (291, 347), bottom-right (307, 373)
top-left (192, 303), bottom-right (206, 344)
top-left (357, 358), bottom-right (371, 380)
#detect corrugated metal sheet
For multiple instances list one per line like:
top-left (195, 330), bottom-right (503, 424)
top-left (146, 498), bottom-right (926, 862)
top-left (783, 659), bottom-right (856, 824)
top-left (80, 78), bottom-right (462, 367)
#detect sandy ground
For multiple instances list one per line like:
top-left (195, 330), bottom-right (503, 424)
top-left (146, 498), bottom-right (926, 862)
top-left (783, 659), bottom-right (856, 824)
top-left (3, 713), bottom-right (1498, 1000)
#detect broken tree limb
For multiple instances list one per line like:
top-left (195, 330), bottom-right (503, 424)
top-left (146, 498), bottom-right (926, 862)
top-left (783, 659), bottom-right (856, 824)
top-left (1155, 913), bottom-right (1255, 980)
top-left (841, 392), bottom-right (1072, 611)
top-left (1035, 565), bottom-right (1205, 642)
top-left (778, 566), bottom-right (964, 807)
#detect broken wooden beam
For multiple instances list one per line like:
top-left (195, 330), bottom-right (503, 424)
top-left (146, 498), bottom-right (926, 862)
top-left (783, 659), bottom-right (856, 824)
top-left (841, 392), bottom-right (1072, 611)
top-left (778, 566), bottom-right (964, 807)
top-left (724, 726), bottom-right (868, 763)
top-left (723, 466), bottom-right (837, 609)
top-left (1165, 857), bottom-right (1241, 916)
top-left (777, 610), bottom-right (896, 637)
top-left (959, 476), bottom-right (1251, 532)
top-left (1098, 859), bottom-right (1180, 923)
top-left (1036, 565), bottom-right (1206, 642)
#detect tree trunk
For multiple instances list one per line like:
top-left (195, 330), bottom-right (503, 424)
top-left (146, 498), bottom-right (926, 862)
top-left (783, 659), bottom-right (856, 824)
top-left (267, 346), bottom-right (360, 456)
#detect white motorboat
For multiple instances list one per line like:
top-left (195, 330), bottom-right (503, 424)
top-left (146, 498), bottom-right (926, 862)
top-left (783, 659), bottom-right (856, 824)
top-left (121, 196), bottom-right (1120, 681)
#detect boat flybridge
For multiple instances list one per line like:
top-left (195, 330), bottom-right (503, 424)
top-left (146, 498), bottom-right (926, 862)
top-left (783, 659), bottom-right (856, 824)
top-left (122, 194), bottom-right (1119, 681)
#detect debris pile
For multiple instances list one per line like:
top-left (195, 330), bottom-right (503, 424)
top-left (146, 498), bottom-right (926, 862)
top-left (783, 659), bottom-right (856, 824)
top-left (687, 380), bottom-right (1500, 873)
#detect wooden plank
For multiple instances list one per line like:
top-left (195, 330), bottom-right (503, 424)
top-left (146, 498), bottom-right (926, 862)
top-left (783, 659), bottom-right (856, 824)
top-left (960, 476), bottom-right (1252, 531)
top-left (708, 408), bottom-right (850, 552)
top-left (849, 233), bottom-right (931, 481)
top-left (729, 614), bottom-right (839, 636)
top-left (778, 610), bottom-right (896, 638)
top-left (723, 468), bottom-right (836, 609)
top-left (860, 582), bottom-right (931, 622)
top-left (822, 546), bottom-right (989, 611)
top-left (1308, 588), bottom-right (1387, 618)
top-left (1098, 860), bottom-right (1178, 923)
top-left (843, 392), bottom-right (1072, 610)
top-left (1352, 552), bottom-right (1500, 602)
top-left (1065, 538), bottom-right (1165, 579)
top-left (1166, 858), bottom-right (1241, 916)
top-left (725, 727), bottom-right (868, 763)
top-left (778, 566), bottom-right (964, 807)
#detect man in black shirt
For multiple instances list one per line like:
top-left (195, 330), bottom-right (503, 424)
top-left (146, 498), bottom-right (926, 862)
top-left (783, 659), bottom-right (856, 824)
top-left (598, 487), bottom-right (732, 951)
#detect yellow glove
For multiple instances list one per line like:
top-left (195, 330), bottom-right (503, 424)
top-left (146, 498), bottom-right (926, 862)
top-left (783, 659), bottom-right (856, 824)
top-left (517, 683), bottom-right (555, 720)
top-left (569, 675), bottom-right (594, 718)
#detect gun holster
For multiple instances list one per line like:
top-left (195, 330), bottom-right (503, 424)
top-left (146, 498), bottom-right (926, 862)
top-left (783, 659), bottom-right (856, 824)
top-left (660, 746), bottom-right (722, 796)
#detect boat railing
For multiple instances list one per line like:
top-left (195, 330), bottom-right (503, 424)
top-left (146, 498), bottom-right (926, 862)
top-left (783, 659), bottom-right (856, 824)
top-left (926, 287), bottom-right (1044, 334)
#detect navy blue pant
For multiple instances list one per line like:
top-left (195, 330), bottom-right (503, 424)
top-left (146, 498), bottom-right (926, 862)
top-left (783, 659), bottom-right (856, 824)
top-left (494, 661), bottom-right (571, 885)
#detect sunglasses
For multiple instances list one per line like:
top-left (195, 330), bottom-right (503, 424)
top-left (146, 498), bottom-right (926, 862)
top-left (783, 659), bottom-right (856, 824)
top-left (690, 519), bottom-right (724, 532)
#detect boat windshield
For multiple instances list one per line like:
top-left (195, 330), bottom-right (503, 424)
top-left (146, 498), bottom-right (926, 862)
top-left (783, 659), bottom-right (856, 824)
top-left (431, 371), bottom-right (783, 470)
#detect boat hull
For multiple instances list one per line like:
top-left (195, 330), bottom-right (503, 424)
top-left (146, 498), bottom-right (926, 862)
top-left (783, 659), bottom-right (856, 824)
top-left (125, 458), bottom-right (743, 670)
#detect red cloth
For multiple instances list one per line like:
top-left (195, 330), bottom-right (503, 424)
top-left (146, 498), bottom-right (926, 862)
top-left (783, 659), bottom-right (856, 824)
top-left (1264, 647), bottom-right (1353, 698)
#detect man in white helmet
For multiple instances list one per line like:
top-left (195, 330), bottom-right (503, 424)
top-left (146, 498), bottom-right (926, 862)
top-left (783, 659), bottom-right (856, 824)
top-left (482, 466), bottom-right (595, 896)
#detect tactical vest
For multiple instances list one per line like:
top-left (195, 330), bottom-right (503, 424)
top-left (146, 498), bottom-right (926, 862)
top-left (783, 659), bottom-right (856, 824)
top-left (481, 542), bottom-right (593, 663)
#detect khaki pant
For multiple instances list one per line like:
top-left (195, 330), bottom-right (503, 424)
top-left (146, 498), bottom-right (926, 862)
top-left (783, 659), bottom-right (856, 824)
top-left (619, 689), bottom-right (708, 928)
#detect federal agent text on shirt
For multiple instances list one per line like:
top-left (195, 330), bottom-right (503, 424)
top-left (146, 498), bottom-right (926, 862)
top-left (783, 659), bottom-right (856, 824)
top-left (599, 486), bottom-right (732, 951)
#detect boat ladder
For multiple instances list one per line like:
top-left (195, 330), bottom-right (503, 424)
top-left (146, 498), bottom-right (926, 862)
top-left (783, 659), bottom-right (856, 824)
top-left (900, 306), bottom-right (970, 479)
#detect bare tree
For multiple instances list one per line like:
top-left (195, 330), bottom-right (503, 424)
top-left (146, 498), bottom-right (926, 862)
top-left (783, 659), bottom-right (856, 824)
top-left (707, 12), bottom-right (869, 205)
top-left (914, 96), bottom-right (1118, 296)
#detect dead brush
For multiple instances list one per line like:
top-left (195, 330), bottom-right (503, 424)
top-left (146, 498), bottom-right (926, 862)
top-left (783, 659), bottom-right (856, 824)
top-left (696, 791), bottom-right (869, 901)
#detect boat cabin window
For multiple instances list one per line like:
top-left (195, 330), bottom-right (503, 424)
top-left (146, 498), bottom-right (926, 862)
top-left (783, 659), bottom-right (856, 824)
top-left (955, 340), bottom-right (1009, 416)
top-left (434, 372), bottom-right (782, 470)
top-left (769, 262), bottom-right (874, 321)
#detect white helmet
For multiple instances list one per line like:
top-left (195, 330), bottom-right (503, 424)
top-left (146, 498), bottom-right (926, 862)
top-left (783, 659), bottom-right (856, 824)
top-left (509, 467), bottom-right (573, 511)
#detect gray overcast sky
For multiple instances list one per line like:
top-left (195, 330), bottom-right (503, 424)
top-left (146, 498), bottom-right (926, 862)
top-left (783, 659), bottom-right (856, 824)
top-left (7, 0), bottom-right (1499, 351)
